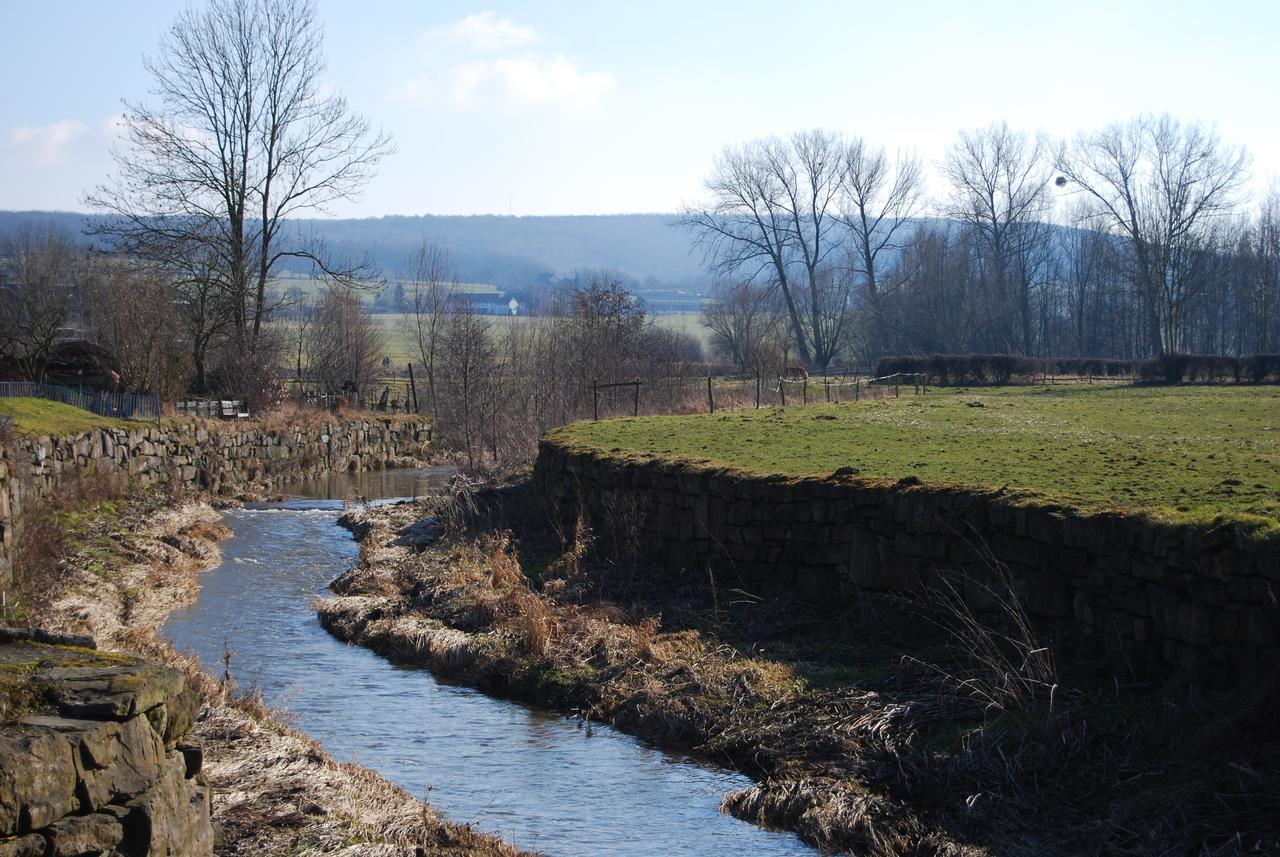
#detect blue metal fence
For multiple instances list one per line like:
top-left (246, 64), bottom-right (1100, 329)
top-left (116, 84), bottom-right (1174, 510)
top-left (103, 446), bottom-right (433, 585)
top-left (0, 381), bottom-right (161, 424)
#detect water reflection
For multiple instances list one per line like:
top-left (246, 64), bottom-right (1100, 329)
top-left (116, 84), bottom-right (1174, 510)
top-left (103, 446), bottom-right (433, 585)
top-left (162, 469), bottom-right (816, 856)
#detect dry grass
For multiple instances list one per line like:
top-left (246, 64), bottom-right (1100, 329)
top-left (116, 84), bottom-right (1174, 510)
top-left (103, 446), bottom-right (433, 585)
top-left (320, 494), bottom-right (1280, 857)
top-left (26, 486), bottom-right (535, 857)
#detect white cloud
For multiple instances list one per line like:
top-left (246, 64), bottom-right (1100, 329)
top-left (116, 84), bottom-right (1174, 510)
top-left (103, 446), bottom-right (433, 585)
top-left (424, 11), bottom-right (538, 52)
top-left (7, 119), bottom-right (88, 162)
top-left (394, 54), bottom-right (615, 109)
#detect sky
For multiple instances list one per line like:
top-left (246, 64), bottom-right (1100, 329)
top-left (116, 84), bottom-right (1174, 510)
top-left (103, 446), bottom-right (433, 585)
top-left (2, 0), bottom-right (1278, 218)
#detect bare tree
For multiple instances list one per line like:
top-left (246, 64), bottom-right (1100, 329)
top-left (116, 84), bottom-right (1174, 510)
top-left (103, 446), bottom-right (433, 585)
top-left (304, 285), bottom-right (383, 399)
top-left (944, 122), bottom-right (1054, 354)
top-left (837, 139), bottom-right (925, 357)
top-left (702, 279), bottom-right (788, 372)
top-left (681, 130), bottom-right (846, 369)
top-left (1056, 114), bottom-right (1250, 355)
top-left (403, 238), bottom-right (456, 420)
top-left (0, 224), bottom-right (81, 381)
top-left (86, 0), bottom-right (393, 364)
top-left (439, 298), bottom-right (496, 471)
top-left (83, 257), bottom-right (191, 397)
top-left (1247, 189), bottom-right (1280, 352)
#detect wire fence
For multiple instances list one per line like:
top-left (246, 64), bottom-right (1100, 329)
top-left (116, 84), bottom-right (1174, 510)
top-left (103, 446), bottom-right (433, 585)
top-left (587, 370), bottom-right (930, 420)
top-left (0, 381), bottom-right (161, 425)
top-left (275, 364), bottom-right (932, 432)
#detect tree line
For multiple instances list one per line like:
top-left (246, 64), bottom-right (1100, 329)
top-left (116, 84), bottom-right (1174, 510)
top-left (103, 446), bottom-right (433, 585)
top-left (687, 117), bottom-right (1276, 371)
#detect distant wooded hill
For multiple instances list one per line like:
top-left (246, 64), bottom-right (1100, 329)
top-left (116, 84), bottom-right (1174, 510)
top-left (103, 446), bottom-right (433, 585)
top-left (0, 210), bottom-right (709, 292)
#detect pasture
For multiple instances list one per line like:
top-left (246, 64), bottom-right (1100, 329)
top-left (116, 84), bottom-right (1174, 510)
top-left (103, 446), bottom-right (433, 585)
top-left (552, 385), bottom-right (1280, 536)
top-left (359, 311), bottom-right (713, 365)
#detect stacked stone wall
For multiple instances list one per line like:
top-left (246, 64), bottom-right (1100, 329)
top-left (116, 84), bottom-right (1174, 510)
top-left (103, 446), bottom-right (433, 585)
top-left (0, 417), bottom-right (430, 591)
top-left (535, 441), bottom-right (1280, 678)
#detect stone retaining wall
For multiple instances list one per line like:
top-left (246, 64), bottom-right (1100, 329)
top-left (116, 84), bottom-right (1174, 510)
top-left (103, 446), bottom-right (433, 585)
top-left (0, 417), bottom-right (431, 592)
top-left (534, 440), bottom-right (1280, 679)
top-left (0, 629), bottom-right (213, 856)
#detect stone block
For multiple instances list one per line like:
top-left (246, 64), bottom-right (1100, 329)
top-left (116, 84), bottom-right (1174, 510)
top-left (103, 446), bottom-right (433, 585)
top-left (44, 811), bottom-right (124, 856)
top-left (0, 728), bottom-right (77, 834)
top-left (122, 755), bottom-right (214, 857)
top-left (0, 834), bottom-right (45, 857)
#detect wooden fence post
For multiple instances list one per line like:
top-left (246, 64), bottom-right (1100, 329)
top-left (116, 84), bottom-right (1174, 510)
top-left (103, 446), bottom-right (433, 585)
top-left (707, 375), bottom-right (714, 413)
top-left (632, 381), bottom-right (640, 416)
top-left (408, 363), bottom-right (419, 414)
top-left (779, 377), bottom-right (786, 407)
top-left (593, 379), bottom-right (599, 421)
top-left (825, 378), bottom-right (831, 403)
top-left (755, 371), bottom-right (761, 409)
top-left (803, 378), bottom-right (808, 405)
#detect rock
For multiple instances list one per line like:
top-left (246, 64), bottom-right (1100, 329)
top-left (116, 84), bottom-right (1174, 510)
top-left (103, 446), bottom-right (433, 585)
top-left (122, 756), bottom-right (214, 857)
top-left (0, 833), bottom-right (45, 857)
top-left (0, 628), bottom-right (96, 650)
top-left (159, 684), bottom-right (200, 748)
top-left (0, 728), bottom-right (77, 834)
top-left (175, 742), bottom-right (203, 779)
top-left (44, 812), bottom-right (124, 856)
top-left (41, 664), bottom-right (186, 721)
top-left (21, 713), bottom-right (164, 812)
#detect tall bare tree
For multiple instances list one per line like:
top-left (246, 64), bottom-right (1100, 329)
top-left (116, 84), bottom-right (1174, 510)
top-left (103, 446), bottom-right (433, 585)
top-left (681, 130), bottom-right (846, 369)
top-left (944, 122), bottom-right (1054, 354)
top-left (1056, 114), bottom-right (1250, 354)
top-left (837, 139), bottom-right (925, 356)
top-left (86, 0), bottom-right (392, 364)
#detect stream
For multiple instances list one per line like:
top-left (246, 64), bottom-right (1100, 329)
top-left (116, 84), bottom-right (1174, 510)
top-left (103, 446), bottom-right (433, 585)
top-left (160, 468), bottom-right (816, 856)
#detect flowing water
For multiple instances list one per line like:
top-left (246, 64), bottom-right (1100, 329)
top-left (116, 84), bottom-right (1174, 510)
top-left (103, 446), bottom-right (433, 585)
top-left (161, 469), bottom-right (816, 856)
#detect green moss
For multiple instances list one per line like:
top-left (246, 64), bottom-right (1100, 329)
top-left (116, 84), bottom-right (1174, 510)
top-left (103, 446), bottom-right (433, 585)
top-left (553, 385), bottom-right (1280, 537)
top-left (0, 397), bottom-right (131, 436)
top-left (532, 664), bottom-right (598, 694)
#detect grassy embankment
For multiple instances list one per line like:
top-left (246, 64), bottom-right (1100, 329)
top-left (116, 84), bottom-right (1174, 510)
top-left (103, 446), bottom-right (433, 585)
top-left (0, 396), bottom-right (131, 436)
top-left (553, 384), bottom-right (1280, 537)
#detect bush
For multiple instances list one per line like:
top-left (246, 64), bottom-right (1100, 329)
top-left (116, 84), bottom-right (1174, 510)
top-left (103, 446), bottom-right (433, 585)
top-left (878, 353), bottom-right (1280, 386)
top-left (876, 354), bottom-right (1041, 385)
top-left (1133, 353), bottom-right (1275, 385)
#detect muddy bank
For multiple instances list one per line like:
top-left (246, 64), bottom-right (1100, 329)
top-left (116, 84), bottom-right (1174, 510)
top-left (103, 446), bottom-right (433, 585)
top-left (318, 495), bottom-right (1280, 857)
top-left (26, 488), bottom-right (531, 857)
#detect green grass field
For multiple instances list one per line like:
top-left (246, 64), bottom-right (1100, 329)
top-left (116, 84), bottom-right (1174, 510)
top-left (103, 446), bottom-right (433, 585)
top-left (551, 385), bottom-right (1280, 535)
top-left (0, 398), bottom-right (130, 436)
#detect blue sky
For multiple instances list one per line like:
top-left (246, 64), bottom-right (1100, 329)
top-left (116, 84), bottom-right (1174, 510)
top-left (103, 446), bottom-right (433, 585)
top-left (3, 0), bottom-right (1277, 216)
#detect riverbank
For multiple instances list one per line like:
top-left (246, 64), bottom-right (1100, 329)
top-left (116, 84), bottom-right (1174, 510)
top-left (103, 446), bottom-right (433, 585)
top-left (19, 485), bottom-right (532, 857)
top-left (318, 490), bottom-right (1280, 856)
